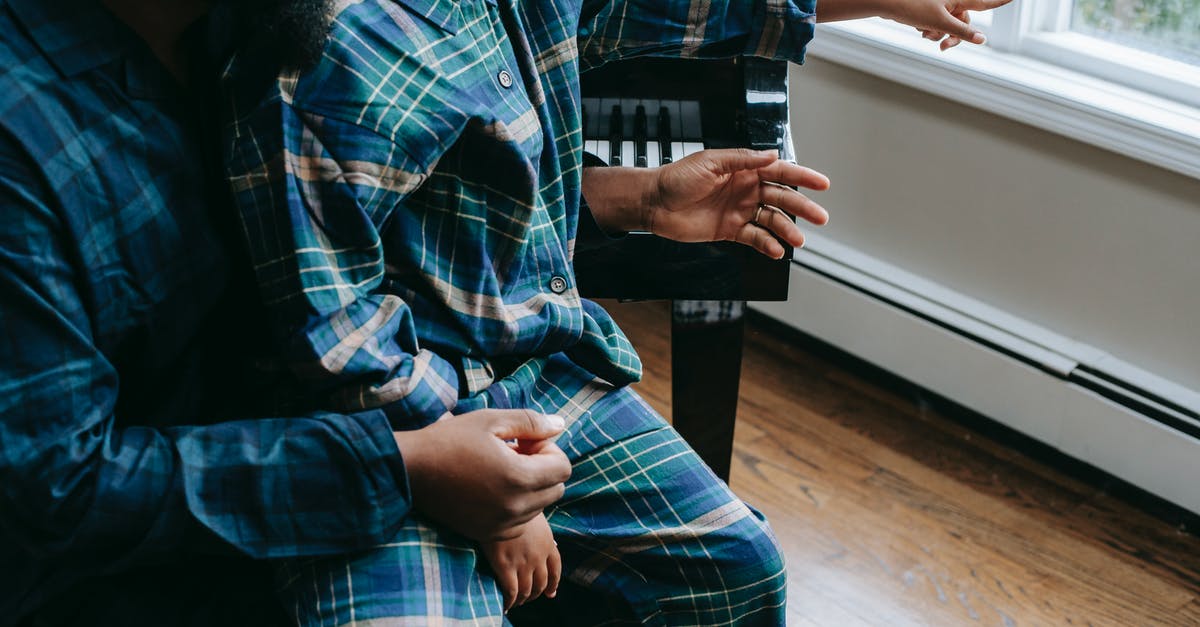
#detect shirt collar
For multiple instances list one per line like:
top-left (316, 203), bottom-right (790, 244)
top-left (396, 0), bottom-right (467, 34)
top-left (8, 0), bottom-right (130, 77)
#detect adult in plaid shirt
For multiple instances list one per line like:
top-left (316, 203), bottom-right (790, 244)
top-left (1, 0), bottom-right (1006, 624)
top-left (221, 0), bottom-right (1006, 624)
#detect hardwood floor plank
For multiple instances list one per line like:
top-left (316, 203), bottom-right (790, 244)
top-left (598, 299), bottom-right (1200, 626)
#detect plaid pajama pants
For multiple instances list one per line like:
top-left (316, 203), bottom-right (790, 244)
top-left (275, 354), bottom-right (786, 626)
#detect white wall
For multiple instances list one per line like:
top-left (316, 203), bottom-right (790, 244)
top-left (788, 59), bottom-right (1200, 393)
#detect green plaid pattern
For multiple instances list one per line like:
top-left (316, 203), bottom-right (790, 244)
top-left (277, 357), bottom-right (786, 625)
top-left (222, 0), bottom-right (815, 427)
top-left (223, 0), bottom-right (815, 622)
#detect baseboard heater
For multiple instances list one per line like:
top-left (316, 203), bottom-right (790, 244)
top-left (751, 233), bottom-right (1200, 514)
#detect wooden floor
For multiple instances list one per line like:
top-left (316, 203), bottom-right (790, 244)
top-left (599, 300), bottom-right (1200, 627)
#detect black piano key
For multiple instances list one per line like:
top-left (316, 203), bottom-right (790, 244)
top-left (680, 100), bottom-right (703, 139)
top-left (657, 106), bottom-right (673, 164)
top-left (608, 105), bottom-right (623, 166)
top-left (581, 103), bottom-right (587, 141)
top-left (634, 105), bottom-right (648, 168)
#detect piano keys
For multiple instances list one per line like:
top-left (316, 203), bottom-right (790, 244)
top-left (582, 99), bottom-right (707, 170)
top-left (573, 57), bottom-right (795, 302)
top-left (572, 57), bottom-right (797, 483)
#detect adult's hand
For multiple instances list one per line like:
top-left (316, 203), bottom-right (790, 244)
top-left (815, 0), bottom-right (1012, 48)
top-left (885, 0), bottom-right (1011, 46)
top-left (916, 8), bottom-right (974, 51)
top-left (393, 410), bottom-right (572, 542)
top-left (649, 149), bottom-right (830, 259)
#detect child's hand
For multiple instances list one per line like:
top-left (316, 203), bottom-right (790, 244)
top-left (480, 512), bottom-right (561, 612)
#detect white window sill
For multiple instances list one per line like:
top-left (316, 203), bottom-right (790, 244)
top-left (806, 19), bottom-right (1200, 180)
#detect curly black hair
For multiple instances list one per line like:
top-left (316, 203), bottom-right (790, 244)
top-left (221, 0), bottom-right (333, 68)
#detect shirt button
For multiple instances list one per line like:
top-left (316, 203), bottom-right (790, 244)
top-left (498, 70), bottom-right (514, 89)
top-left (549, 276), bottom-right (568, 294)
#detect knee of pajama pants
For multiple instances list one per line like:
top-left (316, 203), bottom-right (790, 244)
top-left (676, 505), bottom-right (788, 626)
top-left (722, 506), bottom-right (788, 624)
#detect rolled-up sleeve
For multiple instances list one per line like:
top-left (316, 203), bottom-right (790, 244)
top-left (578, 0), bottom-right (817, 69)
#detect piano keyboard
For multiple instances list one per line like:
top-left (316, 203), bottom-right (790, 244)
top-left (573, 57), bottom-right (793, 303)
top-left (582, 98), bottom-right (706, 167)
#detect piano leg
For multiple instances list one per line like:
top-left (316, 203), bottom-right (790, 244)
top-left (670, 300), bottom-right (746, 484)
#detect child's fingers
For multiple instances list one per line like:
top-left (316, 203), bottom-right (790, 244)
top-left (936, 7), bottom-right (985, 44)
top-left (547, 546), bottom-right (562, 599)
top-left (942, 10), bottom-right (968, 49)
top-left (531, 561), bottom-right (549, 602)
top-left (498, 570), bottom-right (518, 613)
top-left (516, 565), bottom-right (534, 608)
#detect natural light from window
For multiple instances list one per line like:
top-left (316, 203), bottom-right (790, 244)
top-left (810, 0), bottom-right (1200, 179)
top-left (1071, 0), bottom-right (1200, 65)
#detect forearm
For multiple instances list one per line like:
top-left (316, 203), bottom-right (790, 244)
top-left (579, 0), bottom-right (816, 67)
top-left (815, 0), bottom-right (891, 22)
top-left (814, 0), bottom-right (1000, 45)
top-left (580, 166), bottom-right (662, 234)
top-left (163, 410), bottom-right (412, 557)
top-left (2, 408), bottom-right (411, 568)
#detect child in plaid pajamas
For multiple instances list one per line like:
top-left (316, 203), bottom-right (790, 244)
top-left (222, 0), bottom-right (1004, 623)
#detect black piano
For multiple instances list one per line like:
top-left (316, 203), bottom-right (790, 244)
top-left (574, 57), bottom-right (795, 482)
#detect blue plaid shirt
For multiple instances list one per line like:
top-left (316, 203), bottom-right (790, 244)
top-left (223, 0), bottom-right (815, 428)
top-left (1, 0), bottom-right (813, 619)
top-left (0, 0), bottom-right (415, 618)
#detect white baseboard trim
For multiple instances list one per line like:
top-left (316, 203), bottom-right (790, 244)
top-left (752, 259), bottom-right (1200, 515)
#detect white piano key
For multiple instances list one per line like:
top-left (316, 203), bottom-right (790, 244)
top-left (680, 100), bottom-right (703, 139)
top-left (681, 141), bottom-right (704, 157)
top-left (671, 141), bottom-right (685, 160)
top-left (585, 140), bottom-right (599, 158)
top-left (621, 141), bottom-right (636, 168)
top-left (646, 141), bottom-right (660, 167)
top-left (595, 140), bottom-right (611, 165)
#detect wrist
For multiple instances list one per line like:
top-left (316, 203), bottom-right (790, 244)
top-left (393, 429), bottom-right (431, 495)
top-left (642, 167), bottom-right (666, 234)
top-left (818, 0), bottom-right (893, 22)
top-left (858, 0), bottom-right (896, 21)
top-left (875, 0), bottom-right (899, 21)
top-left (581, 166), bottom-right (661, 234)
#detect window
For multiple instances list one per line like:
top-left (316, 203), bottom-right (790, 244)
top-left (984, 0), bottom-right (1200, 106)
top-left (1072, 0), bottom-right (1200, 65)
top-left (808, 1), bottom-right (1200, 180)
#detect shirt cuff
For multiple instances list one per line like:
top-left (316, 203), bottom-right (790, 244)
top-left (373, 349), bottom-right (461, 431)
top-left (745, 0), bottom-right (818, 63)
top-left (579, 152), bottom-right (629, 250)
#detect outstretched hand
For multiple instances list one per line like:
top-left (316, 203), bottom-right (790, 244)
top-left (648, 148), bottom-right (830, 259)
top-left (887, 0), bottom-right (1013, 49)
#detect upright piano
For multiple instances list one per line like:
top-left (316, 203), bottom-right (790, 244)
top-left (574, 57), bottom-right (796, 481)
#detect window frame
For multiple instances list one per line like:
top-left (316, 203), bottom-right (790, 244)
top-left (806, 6), bottom-right (1200, 181)
top-left (986, 0), bottom-right (1200, 108)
